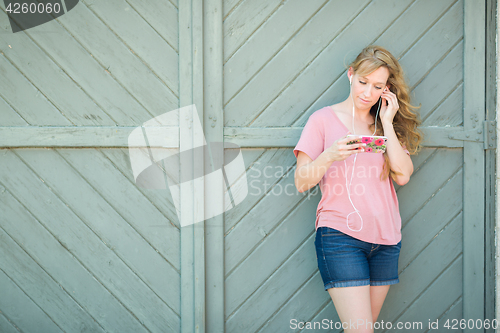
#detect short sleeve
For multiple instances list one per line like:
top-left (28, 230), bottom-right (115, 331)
top-left (293, 112), bottom-right (324, 161)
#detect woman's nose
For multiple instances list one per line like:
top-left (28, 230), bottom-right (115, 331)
top-left (363, 86), bottom-right (371, 97)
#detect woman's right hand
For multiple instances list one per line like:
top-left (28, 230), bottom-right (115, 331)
top-left (324, 132), bottom-right (366, 162)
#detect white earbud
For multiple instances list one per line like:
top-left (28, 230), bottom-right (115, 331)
top-left (343, 74), bottom-right (383, 233)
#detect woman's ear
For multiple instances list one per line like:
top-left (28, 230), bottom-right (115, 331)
top-left (348, 67), bottom-right (354, 80)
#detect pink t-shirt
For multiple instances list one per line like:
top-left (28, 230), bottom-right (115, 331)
top-left (293, 106), bottom-right (410, 245)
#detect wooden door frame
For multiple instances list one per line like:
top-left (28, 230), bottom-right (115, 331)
top-left (485, 0), bottom-right (497, 329)
top-left (463, 0), bottom-right (486, 328)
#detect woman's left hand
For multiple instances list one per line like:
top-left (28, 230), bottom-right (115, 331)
top-left (379, 87), bottom-right (399, 124)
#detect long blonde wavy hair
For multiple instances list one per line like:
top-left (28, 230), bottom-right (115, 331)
top-left (348, 45), bottom-right (423, 182)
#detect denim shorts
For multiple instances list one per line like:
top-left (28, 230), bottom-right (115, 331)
top-left (315, 227), bottom-right (402, 290)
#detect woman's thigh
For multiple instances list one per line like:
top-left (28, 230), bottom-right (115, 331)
top-left (328, 285), bottom-right (374, 333)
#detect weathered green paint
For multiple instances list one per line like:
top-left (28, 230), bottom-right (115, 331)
top-left (463, 0), bottom-right (486, 330)
top-left (0, 0), bottom-right (495, 332)
top-left (485, 0), bottom-right (497, 329)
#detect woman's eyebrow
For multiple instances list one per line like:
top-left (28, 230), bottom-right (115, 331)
top-left (360, 76), bottom-right (385, 85)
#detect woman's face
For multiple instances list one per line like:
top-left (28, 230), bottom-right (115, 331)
top-left (349, 66), bottom-right (390, 111)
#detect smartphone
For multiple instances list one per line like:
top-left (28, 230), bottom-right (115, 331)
top-left (346, 134), bottom-right (388, 153)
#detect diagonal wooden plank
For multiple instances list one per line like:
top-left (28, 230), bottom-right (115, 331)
top-left (237, 148), bottom-right (267, 172)
top-left (58, 148), bottom-right (180, 270)
top-left (375, 0), bottom-right (458, 56)
top-left (400, 168), bottom-right (463, 268)
top-left (303, 302), bottom-right (339, 333)
top-left (224, 0), bottom-right (328, 99)
top-left (309, 0), bottom-right (463, 123)
top-left (0, 267), bottom-right (65, 333)
top-left (0, 309), bottom-right (22, 333)
top-left (225, 195), bottom-right (315, 317)
top-left (100, 148), bottom-right (180, 228)
top-left (0, 222), bottom-right (136, 332)
top-left (44, 1), bottom-right (179, 117)
top-left (279, 0), bottom-right (455, 129)
top-left (5, 149), bottom-right (180, 318)
top-left (224, 148), bottom-right (298, 233)
top-left (0, 55), bottom-right (69, 126)
top-left (8, 18), bottom-right (158, 126)
top-left (398, 149), bottom-right (462, 223)
top-left (413, 41), bottom-right (463, 124)
top-left (388, 256), bottom-right (462, 333)
top-left (225, 232), bottom-right (316, 332)
top-left (380, 212), bottom-right (462, 324)
top-left (433, 298), bottom-right (462, 333)
top-left (225, 164), bottom-right (310, 274)
top-left (422, 83), bottom-right (463, 127)
top-left (405, 147), bottom-right (437, 172)
top-left (400, 0), bottom-right (463, 88)
top-left (223, 0), bottom-right (241, 18)
top-left (126, 0), bottom-right (179, 51)
top-left (257, 272), bottom-right (332, 333)
top-left (224, 0), bottom-right (285, 61)
top-left (80, 0), bottom-right (178, 94)
top-left (0, 11), bottom-right (114, 126)
top-left (0, 95), bottom-right (27, 126)
top-left (395, 148), bottom-right (437, 193)
top-left (292, 0), bottom-right (461, 129)
top-left (0, 149), bottom-right (180, 330)
top-left (224, 0), bottom-right (376, 126)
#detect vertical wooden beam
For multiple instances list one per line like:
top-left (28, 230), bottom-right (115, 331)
top-left (463, 0), bottom-right (486, 328)
top-left (193, 1), bottom-right (206, 333)
top-left (204, 0), bottom-right (225, 332)
top-left (179, 1), bottom-right (194, 332)
top-left (179, 0), bottom-right (206, 332)
top-left (484, 0), bottom-right (497, 329)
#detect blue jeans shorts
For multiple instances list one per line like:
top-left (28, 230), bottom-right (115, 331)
top-left (315, 227), bottom-right (402, 290)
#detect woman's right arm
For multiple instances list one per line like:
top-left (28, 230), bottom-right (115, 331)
top-left (294, 135), bottom-right (366, 193)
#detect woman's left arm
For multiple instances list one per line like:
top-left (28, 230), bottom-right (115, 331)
top-left (382, 121), bottom-right (413, 186)
top-left (379, 87), bottom-right (413, 186)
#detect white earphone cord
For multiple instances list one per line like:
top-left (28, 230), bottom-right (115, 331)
top-left (344, 80), bottom-right (382, 232)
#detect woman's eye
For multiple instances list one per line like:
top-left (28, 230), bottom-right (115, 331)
top-left (359, 81), bottom-right (366, 84)
top-left (375, 86), bottom-right (382, 90)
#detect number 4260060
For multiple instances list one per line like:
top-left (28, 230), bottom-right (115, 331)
top-left (6, 2), bottom-right (61, 14)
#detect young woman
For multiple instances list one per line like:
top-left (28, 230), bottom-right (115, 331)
top-left (293, 45), bottom-right (422, 332)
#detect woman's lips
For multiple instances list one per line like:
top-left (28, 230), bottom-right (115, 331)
top-left (359, 97), bottom-right (371, 104)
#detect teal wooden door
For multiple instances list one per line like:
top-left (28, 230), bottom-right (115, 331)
top-left (223, 0), bottom-right (495, 332)
top-left (0, 0), bottom-right (182, 332)
top-left (0, 0), bottom-right (495, 332)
